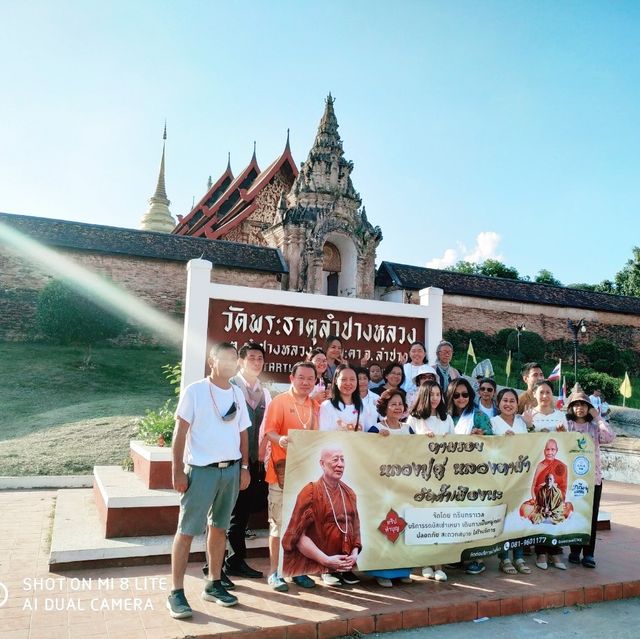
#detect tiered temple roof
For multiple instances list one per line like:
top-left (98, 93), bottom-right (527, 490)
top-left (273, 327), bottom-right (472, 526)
top-left (173, 134), bottom-right (298, 241)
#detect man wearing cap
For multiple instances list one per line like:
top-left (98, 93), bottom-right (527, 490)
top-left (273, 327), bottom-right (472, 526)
top-left (167, 342), bottom-right (251, 619)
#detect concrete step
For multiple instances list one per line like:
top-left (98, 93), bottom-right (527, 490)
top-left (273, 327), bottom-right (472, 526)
top-left (130, 439), bottom-right (172, 489)
top-left (93, 465), bottom-right (179, 537)
top-left (49, 488), bottom-right (268, 570)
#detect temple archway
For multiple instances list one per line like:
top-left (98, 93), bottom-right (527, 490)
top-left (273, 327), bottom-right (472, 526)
top-left (321, 233), bottom-right (357, 297)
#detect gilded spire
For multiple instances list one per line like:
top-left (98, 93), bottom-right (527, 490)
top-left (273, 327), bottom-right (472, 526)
top-left (139, 123), bottom-right (176, 233)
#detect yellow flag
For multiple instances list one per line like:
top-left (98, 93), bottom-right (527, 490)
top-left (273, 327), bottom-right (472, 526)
top-left (467, 340), bottom-right (477, 364)
top-left (620, 372), bottom-right (632, 399)
top-left (505, 351), bottom-right (512, 379)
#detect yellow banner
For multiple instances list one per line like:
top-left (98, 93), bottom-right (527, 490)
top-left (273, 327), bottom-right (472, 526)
top-left (279, 431), bottom-right (595, 576)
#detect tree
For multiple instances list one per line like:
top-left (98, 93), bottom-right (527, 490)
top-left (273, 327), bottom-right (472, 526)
top-left (448, 259), bottom-right (520, 279)
top-left (477, 259), bottom-right (520, 279)
top-left (450, 260), bottom-right (477, 274)
top-left (535, 269), bottom-right (562, 286)
top-left (614, 246), bottom-right (640, 297)
top-left (36, 279), bottom-right (126, 366)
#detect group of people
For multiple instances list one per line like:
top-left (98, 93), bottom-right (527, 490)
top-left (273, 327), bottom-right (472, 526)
top-left (166, 336), bottom-right (615, 618)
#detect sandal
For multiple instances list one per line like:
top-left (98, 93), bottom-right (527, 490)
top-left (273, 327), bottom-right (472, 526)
top-left (549, 556), bottom-right (567, 570)
top-left (514, 559), bottom-right (531, 574)
top-left (499, 559), bottom-right (517, 575)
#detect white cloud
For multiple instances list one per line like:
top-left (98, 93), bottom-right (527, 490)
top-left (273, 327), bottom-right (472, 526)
top-left (464, 231), bottom-right (502, 263)
top-left (426, 231), bottom-right (503, 269)
top-left (425, 247), bottom-right (458, 269)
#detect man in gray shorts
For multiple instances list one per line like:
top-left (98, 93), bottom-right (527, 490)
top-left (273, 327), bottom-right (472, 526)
top-left (167, 342), bottom-right (251, 619)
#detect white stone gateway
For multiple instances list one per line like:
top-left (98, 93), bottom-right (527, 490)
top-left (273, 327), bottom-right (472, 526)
top-left (180, 258), bottom-right (444, 390)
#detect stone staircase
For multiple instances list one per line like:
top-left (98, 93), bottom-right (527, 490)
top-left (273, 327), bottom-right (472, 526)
top-left (49, 440), bottom-right (268, 569)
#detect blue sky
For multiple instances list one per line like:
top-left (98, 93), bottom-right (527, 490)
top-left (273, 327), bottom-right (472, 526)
top-left (1, 0), bottom-right (638, 285)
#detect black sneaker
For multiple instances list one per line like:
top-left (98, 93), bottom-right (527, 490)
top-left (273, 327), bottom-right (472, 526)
top-left (221, 569), bottom-right (236, 590)
top-left (166, 589), bottom-right (193, 619)
top-left (340, 571), bottom-right (360, 585)
top-left (202, 580), bottom-right (238, 607)
top-left (465, 561), bottom-right (486, 575)
top-left (224, 559), bottom-right (263, 578)
top-left (201, 565), bottom-right (236, 590)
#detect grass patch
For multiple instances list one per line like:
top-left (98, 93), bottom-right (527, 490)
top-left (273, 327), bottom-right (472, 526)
top-left (0, 343), bottom-right (179, 475)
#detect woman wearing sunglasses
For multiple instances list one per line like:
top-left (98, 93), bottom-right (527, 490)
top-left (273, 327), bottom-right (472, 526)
top-left (475, 377), bottom-right (498, 418)
top-left (446, 378), bottom-right (492, 575)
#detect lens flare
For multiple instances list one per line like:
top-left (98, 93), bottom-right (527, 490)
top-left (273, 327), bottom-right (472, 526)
top-left (0, 220), bottom-right (183, 346)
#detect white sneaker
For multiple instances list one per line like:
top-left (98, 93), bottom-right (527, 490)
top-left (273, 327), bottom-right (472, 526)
top-left (434, 569), bottom-right (447, 582)
top-left (421, 566), bottom-right (435, 579)
top-left (321, 573), bottom-right (342, 586)
top-left (376, 577), bottom-right (393, 588)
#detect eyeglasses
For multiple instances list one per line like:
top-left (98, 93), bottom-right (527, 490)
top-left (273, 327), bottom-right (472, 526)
top-left (479, 386), bottom-right (494, 392)
top-left (453, 392), bottom-right (469, 399)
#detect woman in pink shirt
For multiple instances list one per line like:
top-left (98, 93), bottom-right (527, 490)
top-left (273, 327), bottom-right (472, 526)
top-left (565, 388), bottom-right (615, 568)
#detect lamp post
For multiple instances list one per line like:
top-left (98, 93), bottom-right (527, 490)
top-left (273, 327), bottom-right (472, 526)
top-left (516, 323), bottom-right (526, 355)
top-left (568, 319), bottom-right (587, 382)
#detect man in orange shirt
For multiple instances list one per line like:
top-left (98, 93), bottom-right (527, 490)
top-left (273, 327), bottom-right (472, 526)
top-left (264, 361), bottom-right (317, 591)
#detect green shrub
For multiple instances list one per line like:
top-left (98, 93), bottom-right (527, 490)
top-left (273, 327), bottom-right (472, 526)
top-left (135, 362), bottom-right (181, 446)
top-left (443, 329), bottom-right (501, 359)
top-left (135, 400), bottom-right (175, 446)
top-left (505, 330), bottom-right (545, 362)
top-left (36, 279), bottom-right (126, 365)
top-left (495, 328), bottom-right (514, 352)
top-left (443, 330), bottom-right (467, 353)
top-left (581, 338), bottom-right (635, 377)
top-left (563, 368), bottom-right (620, 400)
top-left (545, 339), bottom-right (574, 362)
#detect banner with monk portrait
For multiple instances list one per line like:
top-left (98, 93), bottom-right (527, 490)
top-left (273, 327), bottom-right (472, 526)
top-left (279, 430), bottom-right (595, 576)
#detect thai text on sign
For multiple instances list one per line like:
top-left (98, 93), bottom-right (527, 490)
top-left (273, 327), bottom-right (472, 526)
top-left (208, 299), bottom-right (425, 381)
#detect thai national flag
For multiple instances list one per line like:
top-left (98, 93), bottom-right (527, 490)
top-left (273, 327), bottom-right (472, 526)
top-left (548, 361), bottom-right (561, 382)
top-left (556, 377), bottom-right (566, 409)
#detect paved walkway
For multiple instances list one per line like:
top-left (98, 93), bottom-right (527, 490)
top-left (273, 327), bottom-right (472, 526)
top-left (1, 482), bottom-right (639, 639)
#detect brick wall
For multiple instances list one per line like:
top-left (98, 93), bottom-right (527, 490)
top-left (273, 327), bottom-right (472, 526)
top-left (442, 294), bottom-right (640, 350)
top-left (0, 248), bottom-right (281, 341)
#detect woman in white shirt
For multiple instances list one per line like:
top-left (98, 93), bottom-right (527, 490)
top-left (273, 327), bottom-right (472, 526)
top-left (406, 382), bottom-right (454, 436)
top-left (319, 364), bottom-right (363, 432)
top-left (491, 388), bottom-right (528, 436)
top-left (491, 388), bottom-right (532, 575)
top-left (522, 380), bottom-right (567, 433)
top-left (307, 348), bottom-right (331, 405)
top-left (356, 366), bottom-right (380, 431)
top-left (405, 381), bottom-right (451, 582)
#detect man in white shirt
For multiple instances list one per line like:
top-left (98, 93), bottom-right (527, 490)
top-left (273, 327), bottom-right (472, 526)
top-left (167, 343), bottom-right (251, 619)
top-left (589, 389), bottom-right (603, 415)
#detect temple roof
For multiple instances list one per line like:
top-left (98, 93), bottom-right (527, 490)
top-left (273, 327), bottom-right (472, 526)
top-left (174, 135), bottom-right (297, 239)
top-left (0, 212), bottom-right (288, 274)
top-left (376, 261), bottom-right (640, 315)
